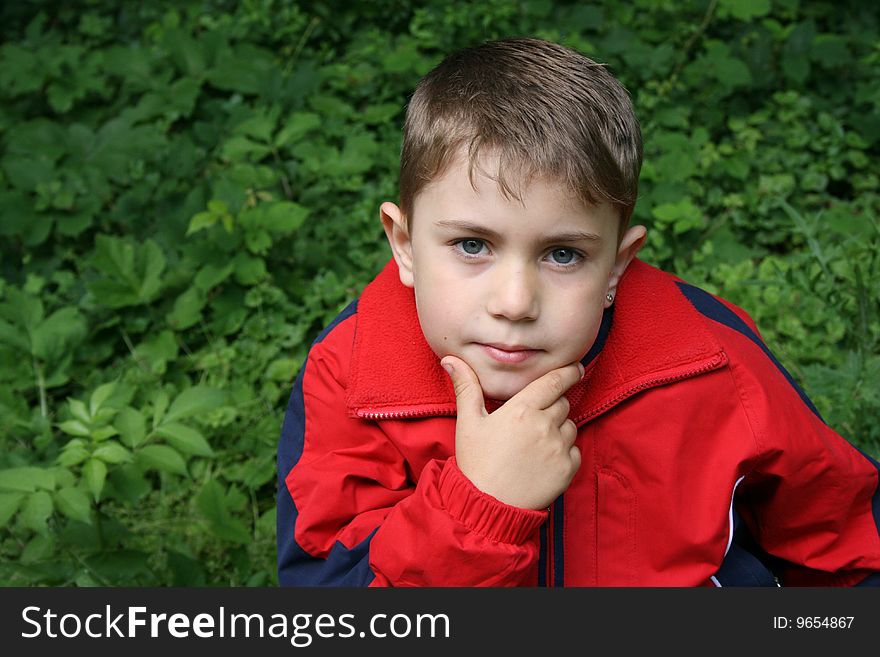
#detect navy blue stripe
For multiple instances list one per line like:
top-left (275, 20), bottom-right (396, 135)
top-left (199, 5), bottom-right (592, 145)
top-left (537, 524), bottom-right (547, 587)
top-left (714, 511), bottom-right (779, 586)
top-left (855, 572), bottom-right (880, 586)
top-left (553, 496), bottom-right (565, 587)
top-left (277, 300), bottom-right (376, 586)
top-left (676, 282), bottom-right (823, 422)
top-left (713, 542), bottom-right (778, 586)
top-left (581, 304), bottom-right (613, 368)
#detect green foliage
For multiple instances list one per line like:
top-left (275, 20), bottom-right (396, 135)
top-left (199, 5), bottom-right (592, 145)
top-left (1, 0), bottom-right (878, 585)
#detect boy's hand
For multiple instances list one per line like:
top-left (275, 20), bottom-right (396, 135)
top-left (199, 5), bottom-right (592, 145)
top-left (441, 355), bottom-right (584, 510)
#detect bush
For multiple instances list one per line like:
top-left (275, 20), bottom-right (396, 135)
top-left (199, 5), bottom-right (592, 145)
top-left (1, 0), bottom-right (878, 585)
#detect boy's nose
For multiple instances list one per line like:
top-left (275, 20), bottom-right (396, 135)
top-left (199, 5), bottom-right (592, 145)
top-left (485, 264), bottom-right (539, 321)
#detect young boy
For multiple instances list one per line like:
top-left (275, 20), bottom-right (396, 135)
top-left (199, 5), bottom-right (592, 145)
top-left (276, 38), bottom-right (880, 586)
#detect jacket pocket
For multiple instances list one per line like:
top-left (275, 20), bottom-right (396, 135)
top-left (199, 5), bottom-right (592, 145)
top-left (596, 467), bottom-right (637, 586)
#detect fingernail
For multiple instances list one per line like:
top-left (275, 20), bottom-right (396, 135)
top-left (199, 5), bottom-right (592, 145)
top-left (578, 363), bottom-right (585, 377)
top-left (441, 360), bottom-right (453, 375)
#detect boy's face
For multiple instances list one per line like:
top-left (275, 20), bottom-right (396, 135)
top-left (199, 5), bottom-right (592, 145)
top-left (382, 153), bottom-right (645, 402)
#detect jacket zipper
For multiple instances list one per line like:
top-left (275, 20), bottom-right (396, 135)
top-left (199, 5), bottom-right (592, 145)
top-left (357, 406), bottom-right (456, 420)
top-left (573, 353), bottom-right (726, 425)
top-left (357, 355), bottom-right (725, 423)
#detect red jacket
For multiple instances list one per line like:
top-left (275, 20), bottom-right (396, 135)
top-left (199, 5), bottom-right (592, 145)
top-left (277, 258), bottom-right (880, 586)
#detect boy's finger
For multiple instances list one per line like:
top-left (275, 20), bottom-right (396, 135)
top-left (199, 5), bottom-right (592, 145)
top-left (546, 395), bottom-right (571, 426)
top-left (515, 362), bottom-right (584, 410)
top-left (441, 355), bottom-right (487, 419)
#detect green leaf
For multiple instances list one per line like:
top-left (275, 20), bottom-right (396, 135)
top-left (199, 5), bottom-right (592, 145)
top-left (108, 465), bottom-right (151, 504)
top-left (186, 211), bottom-right (217, 235)
top-left (0, 317), bottom-right (29, 352)
top-left (810, 35), bottom-right (851, 69)
top-left (194, 263), bottom-right (234, 292)
top-left (719, 0), bottom-right (770, 21)
top-left (339, 133), bottom-right (378, 175)
top-left (2, 118), bottom-right (67, 164)
top-left (381, 39), bottom-right (424, 74)
top-left (57, 444), bottom-right (90, 467)
top-left (714, 56), bottom-right (751, 88)
top-left (275, 112), bottom-right (321, 147)
top-left (54, 486), bottom-right (92, 524)
top-left (782, 20), bottom-right (816, 84)
top-left (137, 445), bottom-right (188, 476)
top-left (58, 419), bottom-right (91, 437)
top-left (85, 549), bottom-right (155, 584)
top-left (256, 506), bottom-right (276, 537)
top-left (0, 44), bottom-right (44, 95)
top-left (652, 198), bottom-right (704, 234)
top-left (196, 480), bottom-right (250, 544)
top-left (233, 253), bottom-right (267, 285)
top-left (133, 331), bottom-right (178, 375)
top-left (92, 441), bottom-right (133, 464)
top-left (703, 41), bottom-right (751, 89)
top-left (68, 398), bottom-right (91, 423)
top-left (21, 491), bottom-right (54, 535)
top-left (154, 422), bottom-right (214, 457)
top-left (151, 391), bottom-right (169, 429)
top-left (220, 135), bottom-right (272, 162)
top-left (0, 492), bottom-right (26, 527)
top-left (265, 358), bottom-right (300, 382)
top-left (166, 287), bottom-right (206, 331)
top-left (206, 44), bottom-right (275, 95)
top-left (88, 235), bottom-right (167, 308)
top-left (0, 467), bottom-right (55, 493)
top-left (21, 534), bottom-right (55, 565)
top-left (138, 240), bottom-right (166, 302)
top-left (361, 102), bottom-right (401, 126)
top-left (235, 109), bottom-right (279, 142)
top-left (165, 29), bottom-right (206, 76)
top-left (91, 425), bottom-right (119, 442)
top-left (30, 307), bottom-right (87, 362)
top-left (50, 466), bottom-right (76, 490)
top-left (244, 228), bottom-right (272, 254)
top-left (261, 201), bottom-right (310, 234)
top-left (83, 459), bottom-right (107, 502)
top-left (114, 407), bottom-right (147, 448)
top-left (165, 386), bottom-right (225, 423)
top-left (1, 287), bottom-right (42, 330)
top-left (89, 381), bottom-right (118, 416)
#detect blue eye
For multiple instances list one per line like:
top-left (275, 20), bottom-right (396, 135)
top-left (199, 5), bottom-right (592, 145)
top-left (549, 248), bottom-right (579, 265)
top-left (458, 239), bottom-right (486, 255)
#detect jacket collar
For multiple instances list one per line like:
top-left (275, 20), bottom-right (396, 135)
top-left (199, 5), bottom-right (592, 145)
top-left (346, 258), bottom-right (727, 421)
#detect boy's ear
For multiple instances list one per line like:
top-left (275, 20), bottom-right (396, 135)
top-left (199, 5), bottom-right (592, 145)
top-left (606, 225), bottom-right (647, 307)
top-left (380, 201), bottom-right (415, 288)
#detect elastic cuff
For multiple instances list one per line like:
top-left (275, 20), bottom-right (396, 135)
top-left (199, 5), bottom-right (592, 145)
top-left (438, 457), bottom-right (548, 544)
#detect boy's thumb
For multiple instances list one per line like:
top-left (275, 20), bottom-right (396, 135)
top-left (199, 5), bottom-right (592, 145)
top-left (440, 355), bottom-right (486, 418)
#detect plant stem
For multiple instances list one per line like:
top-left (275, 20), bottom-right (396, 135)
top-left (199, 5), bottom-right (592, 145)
top-left (33, 358), bottom-right (47, 418)
top-left (95, 503), bottom-right (105, 552)
top-left (671, 0), bottom-right (719, 80)
top-left (288, 16), bottom-right (320, 72)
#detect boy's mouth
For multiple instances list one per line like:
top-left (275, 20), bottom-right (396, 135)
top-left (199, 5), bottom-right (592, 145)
top-left (477, 343), bottom-right (541, 364)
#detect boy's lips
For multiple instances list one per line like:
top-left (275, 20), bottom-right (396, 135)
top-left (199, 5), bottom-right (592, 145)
top-left (477, 342), bottom-right (541, 364)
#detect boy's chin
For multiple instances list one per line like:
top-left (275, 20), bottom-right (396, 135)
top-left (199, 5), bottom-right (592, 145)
top-left (477, 373), bottom-right (535, 404)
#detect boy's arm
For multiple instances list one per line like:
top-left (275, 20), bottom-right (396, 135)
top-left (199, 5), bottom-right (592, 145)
top-left (729, 356), bottom-right (880, 587)
top-left (276, 326), bottom-right (547, 587)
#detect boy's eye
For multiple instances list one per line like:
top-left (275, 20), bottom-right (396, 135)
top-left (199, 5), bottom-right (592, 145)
top-left (549, 248), bottom-right (579, 265)
top-left (458, 239), bottom-right (486, 255)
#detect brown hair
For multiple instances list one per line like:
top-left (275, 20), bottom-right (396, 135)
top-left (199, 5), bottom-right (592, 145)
top-left (399, 37), bottom-right (642, 235)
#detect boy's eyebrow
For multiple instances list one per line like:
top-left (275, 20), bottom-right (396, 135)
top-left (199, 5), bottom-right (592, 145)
top-left (435, 219), bottom-right (602, 244)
